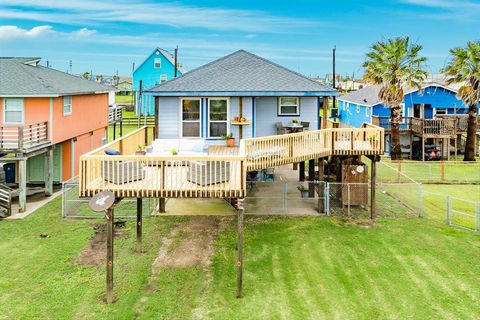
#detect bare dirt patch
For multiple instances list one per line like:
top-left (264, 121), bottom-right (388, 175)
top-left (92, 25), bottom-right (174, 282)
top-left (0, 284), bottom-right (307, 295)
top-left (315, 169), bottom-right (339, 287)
top-left (151, 216), bottom-right (226, 272)
top-left (76, 222), bottom-right (128, 266)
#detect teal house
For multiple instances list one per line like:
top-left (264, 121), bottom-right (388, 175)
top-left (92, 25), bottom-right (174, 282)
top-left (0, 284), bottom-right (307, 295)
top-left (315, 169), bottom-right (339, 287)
top-left (133, 48), bottom-right (185, 115)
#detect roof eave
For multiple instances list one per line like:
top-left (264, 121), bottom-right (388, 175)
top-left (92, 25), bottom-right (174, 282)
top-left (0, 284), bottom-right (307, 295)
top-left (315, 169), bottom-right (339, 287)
top-left (143, 90), bottom-right (338, 97)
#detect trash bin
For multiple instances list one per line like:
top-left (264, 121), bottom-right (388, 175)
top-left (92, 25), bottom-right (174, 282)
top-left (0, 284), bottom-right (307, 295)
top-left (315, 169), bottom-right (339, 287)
top-left (4, 163), bottom-right (15, 183)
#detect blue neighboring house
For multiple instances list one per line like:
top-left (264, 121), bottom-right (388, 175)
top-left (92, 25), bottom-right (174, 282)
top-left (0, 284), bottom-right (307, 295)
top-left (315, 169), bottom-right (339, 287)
top-left (338, 83), bottom-right (470, 127)
top-left (133, 48), bottom-right (185, 115)
top-left (144, 50), bottom-right (337, 141)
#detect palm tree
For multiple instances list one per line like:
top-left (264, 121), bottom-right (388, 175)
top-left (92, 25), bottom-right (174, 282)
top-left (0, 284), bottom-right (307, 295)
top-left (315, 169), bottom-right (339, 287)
top-left (363, 37), bottom-right (428, 160)
top-left (441, 41), bottom-right (480, 162)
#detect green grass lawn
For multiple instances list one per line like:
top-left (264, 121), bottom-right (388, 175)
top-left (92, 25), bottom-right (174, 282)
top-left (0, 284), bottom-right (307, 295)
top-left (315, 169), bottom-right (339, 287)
top-left (376, 160), bottom-right (480, 183)
top-left (1, 197), bottom-right (479, 319)
top-left (115, 95), bottom-right (134, 105)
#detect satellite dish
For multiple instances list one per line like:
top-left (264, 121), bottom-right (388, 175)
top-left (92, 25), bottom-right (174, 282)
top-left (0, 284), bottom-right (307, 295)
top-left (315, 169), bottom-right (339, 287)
top-left (356, 166), bottom-right (365, 173)
top-left (89, 191), bottom-right (115, 212)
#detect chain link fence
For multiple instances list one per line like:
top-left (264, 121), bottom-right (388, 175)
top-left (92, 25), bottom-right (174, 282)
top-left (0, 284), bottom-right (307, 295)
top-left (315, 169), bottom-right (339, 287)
top-left (377, 161), bottom-right (480, 184)
top-left (62, 177), bottom-right (154, 218)
top-left (62, 174), bottom-right (479, 232)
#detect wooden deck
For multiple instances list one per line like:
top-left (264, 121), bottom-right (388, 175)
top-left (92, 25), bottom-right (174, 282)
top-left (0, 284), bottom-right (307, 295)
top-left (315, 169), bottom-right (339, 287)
top-left (372, 115), bottom-right (477, 138)
top-left (79, 126), bottom-right (384, 199)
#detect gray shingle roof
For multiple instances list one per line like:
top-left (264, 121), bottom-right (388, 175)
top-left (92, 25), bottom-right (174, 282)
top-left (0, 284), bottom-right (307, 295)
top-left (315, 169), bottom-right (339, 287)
top-left (0, 58), bottom-right (113, 96)
top-left (339, 85), bottom-right (382, 106)
top-left (339, 82), bottom-right (461, 106)
top-left (146, 50), bottom-right (336, 96)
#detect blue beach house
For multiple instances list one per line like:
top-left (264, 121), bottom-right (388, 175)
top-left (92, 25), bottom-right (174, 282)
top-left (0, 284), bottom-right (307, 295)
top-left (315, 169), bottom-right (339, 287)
top-left (338, 83), bottom-right (475, 158)
top-left (338, 83), bottom-right (470, 127)
top-left (144, 50), bottom-right (337, 141)
top-left (133, 48), bottom-right (185, 115)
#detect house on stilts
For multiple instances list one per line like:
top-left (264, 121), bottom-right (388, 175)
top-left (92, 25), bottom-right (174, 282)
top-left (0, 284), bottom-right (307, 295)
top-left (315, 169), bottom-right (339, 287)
top-left (77, 50), bottom-right (385, 302)
top-left (337, 83), bottom-right (480, 160)
top-left (0, 57), bottom-right (112, 215)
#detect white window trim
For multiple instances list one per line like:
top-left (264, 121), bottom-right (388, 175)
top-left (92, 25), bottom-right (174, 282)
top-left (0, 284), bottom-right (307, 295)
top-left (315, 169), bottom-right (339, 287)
top-left (365, 106), bottom-right (371, 118)
top-left (433, 108), bottom-right (447, 117)
top-left (154, 58), bottom-right (161, 69)
top-left (3, 97), bottom-right (25, 124)
top-left (278, 97), bottom-right (300, 116)
top-left (63, 96), bottom-right (72, 116)
top-left (160, 74), bottom-right (167, 83)
top-left (207, 98), bottom-right (230, 138)
top-left (180, 98), bottom-right (201, 138)
top-left (356, 104), bottom-right (360, 114)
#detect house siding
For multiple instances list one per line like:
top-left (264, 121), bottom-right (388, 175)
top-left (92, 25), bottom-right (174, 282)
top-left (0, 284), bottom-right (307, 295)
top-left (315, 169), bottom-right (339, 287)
top-left (157, 97), bottom-right (180, 139)
top-left (338, 100), bottom-right (373, 128)
top-left (254, 96), bottom-right (318, 137)
top-left (339, 85), bottom-right (475, 129)
top-left (157, 96), bottom-right (317, 140)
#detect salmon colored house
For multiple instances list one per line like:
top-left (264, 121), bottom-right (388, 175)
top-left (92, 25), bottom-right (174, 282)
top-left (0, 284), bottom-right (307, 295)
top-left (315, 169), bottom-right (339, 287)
top-left (0, 57), bottom-right (112, 213)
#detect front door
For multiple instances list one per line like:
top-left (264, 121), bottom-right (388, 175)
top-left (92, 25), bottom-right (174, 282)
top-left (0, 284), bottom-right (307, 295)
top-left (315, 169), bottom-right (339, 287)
top-left (413, 104), bottom-right (421, 118)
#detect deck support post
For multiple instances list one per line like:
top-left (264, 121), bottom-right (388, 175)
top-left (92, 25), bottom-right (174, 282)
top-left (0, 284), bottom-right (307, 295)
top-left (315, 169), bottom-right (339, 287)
top-left (308, 159), bottom-right (315, 198)
top-left (368, 155), bottom-right (379, 220)
top-left (18, 158), bottom-right (27, 213)
top-left (322, 96), bottom-right (329, 129)
top-left (454, 136), bottom-right (458, 161)
top-left (113, 122), bottom-right (116, 140)
top-left (317, 158), bottom-right (325, 213)
top-left (409, 133), bottom-right (413, 160)
top-left (421, 136), bottom-right (425, 162)
top-left (136, 198), bottom-right (142, 253)
top-left (158, 198), bottom-right (166, 213)
top-left (236, 198), bottom-right (244, 298)
top-left (154, 97), bottom-right (159, 139)
top-left (299, 161), bottom-right (305, 181)
top-left (106, 205), bottom-right (115, 304)
top-left (45, 147), bottom-right (54, 196)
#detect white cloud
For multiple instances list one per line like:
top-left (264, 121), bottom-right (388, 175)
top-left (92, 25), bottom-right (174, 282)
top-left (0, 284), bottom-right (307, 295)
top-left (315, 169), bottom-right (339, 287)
top-left (0, 0), bottom-right (320, 33)
top-left (0, 25), bottom-right (53, 40)
top-left (399, 0), bottom-right (480, 20)
top-left (72, 28), bottom-right (96, 38)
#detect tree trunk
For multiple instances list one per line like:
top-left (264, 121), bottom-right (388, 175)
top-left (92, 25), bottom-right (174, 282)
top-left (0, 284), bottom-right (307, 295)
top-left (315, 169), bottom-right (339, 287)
top-left (463, 103), bottom-right (478, 161)
top-left (390, 105), bottom-right (402, 160)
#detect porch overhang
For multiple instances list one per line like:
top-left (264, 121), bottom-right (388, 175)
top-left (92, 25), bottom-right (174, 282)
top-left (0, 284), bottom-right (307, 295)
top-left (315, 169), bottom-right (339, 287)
top-left (143, 91), bottom-right (339, 97)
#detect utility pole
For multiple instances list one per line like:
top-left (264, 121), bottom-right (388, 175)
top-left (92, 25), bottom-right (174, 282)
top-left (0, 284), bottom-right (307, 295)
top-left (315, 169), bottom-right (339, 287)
top-left (174, 46), bottom-right (178, 78)
top-left (332, 46), bottom-right (337, 111)
top-left (138, 80), bottom-right (143, 128)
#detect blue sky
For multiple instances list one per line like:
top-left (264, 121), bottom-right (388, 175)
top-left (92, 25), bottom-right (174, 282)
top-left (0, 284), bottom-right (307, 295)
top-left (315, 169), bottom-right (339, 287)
top-left (0, 0), bottom-right (479, 77)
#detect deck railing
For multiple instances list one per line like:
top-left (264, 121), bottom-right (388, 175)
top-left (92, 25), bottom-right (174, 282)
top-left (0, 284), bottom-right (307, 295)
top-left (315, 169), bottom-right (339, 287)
top-left (79, 126), bottom-right (384, 198)
top-left (0, 121), bottom-right (49, 151)
top-left (373, 116), bottom-right (459, 136)
top-left (108, 106), bottom-right (123, 124)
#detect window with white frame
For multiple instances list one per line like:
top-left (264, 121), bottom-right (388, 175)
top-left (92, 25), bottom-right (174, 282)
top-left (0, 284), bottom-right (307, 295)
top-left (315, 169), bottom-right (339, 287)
top-left (181, 99), bottom-right (201, 137)
top-left (154, 58), bottom-right (161, 69)
top-left (3, 98), bottom-right (24, 124)
top-left (63, 96), bottom-right (72, 115)
top-left (160, 74), bottom-right (167, 83)
top-left (365, 106), bottom-right (371, 118)
top-left (208, 98), bottom-right (228, 138)
top-left (278, 97), bottom-right (299, 116)
top-left (342, 101), bottom-right (346, 111)
top-left (435, 108), bottom-right (447, 115)
top-left (356, 104), bottom-right (360, 114)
